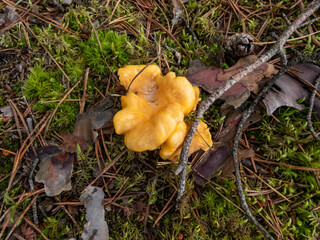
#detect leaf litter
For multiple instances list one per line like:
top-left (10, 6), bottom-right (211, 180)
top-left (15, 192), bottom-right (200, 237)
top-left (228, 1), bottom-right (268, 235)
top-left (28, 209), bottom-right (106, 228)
top-left (35, 147), bottom-right (74, 196)
top-left (34, 97), bottom-right (117, 196)
top-left (2, 1), bottom-right (320, 239)
top-left (187, 55), bottom-right (277, 107)
top-left (189, 56), bottom-right (320, 185)
top-left (193, 110), bottom-right (260, 185)
top-left (80, 186), bottom-right (109, 240)
top-left (171, 0), bottom-right (189, 27)
top-left (263, 63), bottom-right (320, 119)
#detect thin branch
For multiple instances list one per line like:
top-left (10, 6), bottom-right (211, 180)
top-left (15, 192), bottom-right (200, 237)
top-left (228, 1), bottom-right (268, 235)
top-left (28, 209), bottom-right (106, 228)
top-left (279, 49), bottom-right (288, 66)
top-left (233, 54), bottom-right (319, 240)
top-left (307, 74), bottom-right (320, 141)
top-left (176, 0), bottom-right (320, 194)
top-left (233, 66), bottom-right (294, 240)
top-left (300, 16), bottom-right (320, 28)
top-left (175, 0), bottom-right (320, 237)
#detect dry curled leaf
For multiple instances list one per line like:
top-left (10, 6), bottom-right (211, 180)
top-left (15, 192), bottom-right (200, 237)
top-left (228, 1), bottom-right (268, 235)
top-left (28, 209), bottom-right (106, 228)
top-left (187, 55), bottom-right (277, 107)
top-left (0, 105), bottom-right (13, 118)
top-left (35, 147), bottom-right (74, 196)
top-left (34, 98), bottom-right (116, 197)
top-left (62, 97), bottom-right (117, 153)
top-left (263, 63), bottom-right (320, 118)
top-left (194, 145), bottom-right (231, 185)
top-left (80, 186), bottom-right (109, 240)
top-left (193, 110), bottom-right (261, 184)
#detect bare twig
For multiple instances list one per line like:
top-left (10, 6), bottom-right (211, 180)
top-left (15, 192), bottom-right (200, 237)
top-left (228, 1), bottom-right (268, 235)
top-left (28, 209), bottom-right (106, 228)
top-left (307, 74), bottom-right (320, 141)
top-left (28, 155), bottom-right (40, 226)
top-left (24, 217), bottom-right (50, 240)
top-left (271, 32), bottom-right (288, 66)
top-left (175, 0), bottom-right (320, 237)
top-left (176, 0), bottom-right (320, 198)
top-left (233, 54), bottom-right (319, 240)
top-left (300, 16), bottom-right (320, 28)
top-left (279, 49), bottom-right (288, 66)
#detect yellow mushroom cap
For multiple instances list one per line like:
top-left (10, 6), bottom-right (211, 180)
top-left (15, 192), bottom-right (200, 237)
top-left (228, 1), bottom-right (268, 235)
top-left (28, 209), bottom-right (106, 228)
top-left (113, 65), bottom-right (199, 152)
top-left (159, 120), bottom-right (213, 161)
top-left (118, 65), bottom-right (160, 97)
top-left (159, 121), bottom-right (187, 160)
top-left (189, 120), bottom-right (213, 155)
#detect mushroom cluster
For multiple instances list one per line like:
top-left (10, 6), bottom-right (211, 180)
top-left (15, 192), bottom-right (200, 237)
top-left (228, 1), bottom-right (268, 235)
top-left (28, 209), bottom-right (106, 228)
top-left (113, 65), bottom-right (213, 161)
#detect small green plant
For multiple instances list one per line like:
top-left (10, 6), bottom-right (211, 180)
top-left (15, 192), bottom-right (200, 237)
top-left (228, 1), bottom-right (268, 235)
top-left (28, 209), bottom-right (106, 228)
top-left (23, 64), bottom-right (79, 132)
top-left (23, 64), bottom-right (62, 101)
top-left (73, 146), bottom-right (97, 193)
top-left (40, 212), bottom-right (71, 239)
top-left (80, 30), bottom-right (133, 75)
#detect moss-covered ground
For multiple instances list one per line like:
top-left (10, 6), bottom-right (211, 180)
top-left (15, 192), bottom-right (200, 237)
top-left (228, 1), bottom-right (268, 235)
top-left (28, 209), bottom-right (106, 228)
top-left (1, 0), bottom-right (320, 239)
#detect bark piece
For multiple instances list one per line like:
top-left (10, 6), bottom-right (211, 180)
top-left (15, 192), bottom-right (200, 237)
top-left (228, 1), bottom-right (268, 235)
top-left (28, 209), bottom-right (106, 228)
top-left (80, 186), bottom-right (109, 240)
top-left (0, 105), bottom-right (13, 118)
top-left (172, 0), bottom-right (189, 26)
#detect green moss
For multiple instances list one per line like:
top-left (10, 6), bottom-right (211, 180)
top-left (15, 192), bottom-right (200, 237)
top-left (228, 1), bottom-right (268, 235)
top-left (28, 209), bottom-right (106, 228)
top-left (247, 106), bottom-right (320, 239)
top-left (73, 146), bottom-right (97, 194)
top-left (2, 0), bottom-right (320, 239)
top-left (23, 64), bottom-right (78, 132)
top-left (80, 30), bottom-right (133, 75)
top-left (64, 8), bottom-right (90, 32)
top-left (40, 212), bottom-right (72, 240)
top-left (23, 64), bottom-right (61, 100)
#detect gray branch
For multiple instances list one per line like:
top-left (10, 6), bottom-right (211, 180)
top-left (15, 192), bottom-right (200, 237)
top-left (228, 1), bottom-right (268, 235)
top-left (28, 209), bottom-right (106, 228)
top-left (176, 0), bottom-right (320, 237)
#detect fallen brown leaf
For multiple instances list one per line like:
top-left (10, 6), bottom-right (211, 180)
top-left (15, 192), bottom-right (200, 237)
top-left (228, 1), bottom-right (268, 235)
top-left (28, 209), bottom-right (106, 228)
top-left (187, 55), bottom-right (277, 107)
top-left (0, 5), bottom-right (18, 28)
top-left (62, 97), bottom-right (117, 153)
top-left (34, 98), bottom-right (117, 196)
top-left (35, 148), bottom-right (74, 197)
top-left (263, 63), bottom-right (320, 118)
top-left (193, 110), bottom-right (261, 184)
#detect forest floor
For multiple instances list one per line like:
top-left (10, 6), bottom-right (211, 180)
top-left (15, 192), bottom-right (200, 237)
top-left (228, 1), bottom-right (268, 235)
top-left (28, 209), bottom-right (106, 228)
top-left (1, 0), bottom-right (320, 239)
